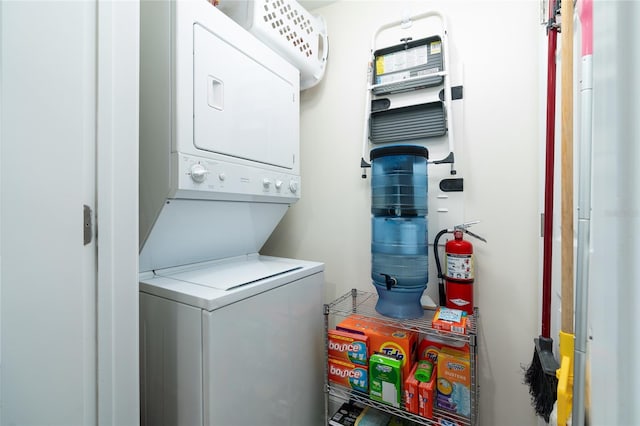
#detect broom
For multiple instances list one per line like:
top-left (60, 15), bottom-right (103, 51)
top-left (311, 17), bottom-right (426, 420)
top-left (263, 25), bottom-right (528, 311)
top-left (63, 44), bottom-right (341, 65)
top-left (524, 0), bottom-right (560, 421)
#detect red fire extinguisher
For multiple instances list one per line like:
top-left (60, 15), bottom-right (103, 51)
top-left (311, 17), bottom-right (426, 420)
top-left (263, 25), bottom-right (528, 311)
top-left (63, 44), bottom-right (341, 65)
top-left (434, 222), bottom-right (486, 315)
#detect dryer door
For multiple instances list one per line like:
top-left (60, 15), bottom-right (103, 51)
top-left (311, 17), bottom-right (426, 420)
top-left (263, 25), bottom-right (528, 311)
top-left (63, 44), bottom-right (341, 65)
top-left (193, 23), bottom-right (298, 170)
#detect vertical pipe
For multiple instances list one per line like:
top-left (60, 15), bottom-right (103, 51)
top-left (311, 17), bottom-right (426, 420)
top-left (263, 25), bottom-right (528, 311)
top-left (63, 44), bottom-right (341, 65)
top-left (573, 0), bottom-right (593, 424)
top-left (561, 0), bottom-right (575, 338)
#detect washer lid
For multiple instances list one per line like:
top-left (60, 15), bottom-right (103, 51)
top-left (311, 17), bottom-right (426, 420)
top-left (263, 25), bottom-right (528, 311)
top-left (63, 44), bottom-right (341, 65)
top-left (139, 255), bottom-right (324, 311)
top-left (154, 255), bottom-right (301, 291)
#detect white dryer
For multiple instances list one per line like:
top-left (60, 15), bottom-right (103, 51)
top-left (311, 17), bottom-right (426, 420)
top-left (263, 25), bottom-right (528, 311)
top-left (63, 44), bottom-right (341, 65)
top-left (138, 1), bottom-right (324, 425)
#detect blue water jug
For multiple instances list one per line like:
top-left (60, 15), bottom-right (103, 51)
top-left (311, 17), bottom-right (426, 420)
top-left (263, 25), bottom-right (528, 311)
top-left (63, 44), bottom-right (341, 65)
top-left (370, 145), bottom-right (428, 319)
top-left (371, 145), bottom-right (428, 217)
top-left (371, 216), bottom-right (428, 288)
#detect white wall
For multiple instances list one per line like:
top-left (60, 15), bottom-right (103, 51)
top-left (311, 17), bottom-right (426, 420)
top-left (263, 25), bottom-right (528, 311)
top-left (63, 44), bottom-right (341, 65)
top-left (589, 1), bottom-right (640, 424)
top-left (263, 0), bottom-right (541, 424)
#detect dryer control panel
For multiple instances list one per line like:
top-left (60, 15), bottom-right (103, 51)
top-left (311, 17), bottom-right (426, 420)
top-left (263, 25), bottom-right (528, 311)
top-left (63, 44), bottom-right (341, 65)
top-left (174, 153), bottom-right (300, 202)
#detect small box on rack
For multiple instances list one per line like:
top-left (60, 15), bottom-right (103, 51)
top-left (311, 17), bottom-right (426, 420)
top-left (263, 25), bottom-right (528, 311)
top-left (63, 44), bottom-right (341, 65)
top-left (418, 334), bottom-right (470, 365)
top-left (327, 357), bottom-right (368, 393)
top-left (436, 347), bottom-right (471, 417)
top-left (418, 363), bottom-right (437, 419)
top-left (431, 307), bottom-right (468, 335)
top-left (327, 328), bottom-right (369, 365)
top-left (369, 352), bottom-right (402, 408)
top-left (404, 363), bottom-right (420, 414)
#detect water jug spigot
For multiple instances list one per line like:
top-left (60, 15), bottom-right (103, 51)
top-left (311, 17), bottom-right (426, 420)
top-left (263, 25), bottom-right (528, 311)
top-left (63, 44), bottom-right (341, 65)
top-left (380, 273), bottom-right (398, 290)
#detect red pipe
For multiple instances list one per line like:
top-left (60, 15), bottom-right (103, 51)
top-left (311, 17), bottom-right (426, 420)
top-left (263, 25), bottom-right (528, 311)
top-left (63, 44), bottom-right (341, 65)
top-left (542, 1), bottom-right (558, 339)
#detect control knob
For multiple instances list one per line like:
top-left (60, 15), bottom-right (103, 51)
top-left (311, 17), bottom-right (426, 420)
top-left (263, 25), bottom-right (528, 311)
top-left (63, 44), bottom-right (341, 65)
top-left (289, 180), bottom-right (299, 194)
top-left (190, 163), bottom-right (208, 183)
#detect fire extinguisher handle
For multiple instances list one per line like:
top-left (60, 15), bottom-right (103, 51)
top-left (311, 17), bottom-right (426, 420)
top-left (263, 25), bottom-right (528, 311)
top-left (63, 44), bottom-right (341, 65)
top-left (464, 229), bottom-right (487, 243)
top-left (453, 221), bottom-right (487, 243)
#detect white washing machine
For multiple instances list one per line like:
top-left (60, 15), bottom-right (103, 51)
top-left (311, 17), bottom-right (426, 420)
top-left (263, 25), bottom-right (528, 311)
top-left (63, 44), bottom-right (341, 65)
top-left (138, 1), bottom-right (324, 424)
top-left (139, 255), bottom-right (324, 426)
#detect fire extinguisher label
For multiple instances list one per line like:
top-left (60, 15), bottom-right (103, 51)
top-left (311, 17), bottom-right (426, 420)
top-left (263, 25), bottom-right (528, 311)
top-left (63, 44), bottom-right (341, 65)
top-left (446, 253), bottom-right (474, 280)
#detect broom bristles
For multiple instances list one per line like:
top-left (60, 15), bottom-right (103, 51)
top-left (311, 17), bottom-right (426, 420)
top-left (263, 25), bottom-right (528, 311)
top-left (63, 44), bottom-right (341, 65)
top-left (524, 348), bottom-right (558, 423)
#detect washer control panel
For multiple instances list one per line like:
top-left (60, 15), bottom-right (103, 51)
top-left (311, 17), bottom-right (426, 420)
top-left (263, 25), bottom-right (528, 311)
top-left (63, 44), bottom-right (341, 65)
top-left (176, 153), bottom-right (300, 201)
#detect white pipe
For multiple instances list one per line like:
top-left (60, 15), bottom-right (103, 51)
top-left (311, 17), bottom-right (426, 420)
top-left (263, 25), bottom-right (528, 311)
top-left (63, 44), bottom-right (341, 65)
top-left (572, 53), bottom-right (592, 426)
top-left (572, 0), bottom-right (593, 422)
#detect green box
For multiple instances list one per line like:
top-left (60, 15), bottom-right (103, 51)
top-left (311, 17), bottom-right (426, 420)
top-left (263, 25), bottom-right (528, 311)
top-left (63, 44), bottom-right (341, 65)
top-left (369, 353), bottom-right (402, 408)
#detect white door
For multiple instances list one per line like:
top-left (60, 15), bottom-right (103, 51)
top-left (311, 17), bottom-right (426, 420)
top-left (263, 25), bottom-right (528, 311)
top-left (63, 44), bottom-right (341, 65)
top-left (192, 22), bottom-right (298, 169)
top-left (0, 1), bottom-right (139, 425)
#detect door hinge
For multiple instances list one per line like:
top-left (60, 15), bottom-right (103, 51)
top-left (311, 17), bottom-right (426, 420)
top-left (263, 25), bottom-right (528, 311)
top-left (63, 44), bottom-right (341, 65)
top-left (84, 204), bottom-right (93, 245)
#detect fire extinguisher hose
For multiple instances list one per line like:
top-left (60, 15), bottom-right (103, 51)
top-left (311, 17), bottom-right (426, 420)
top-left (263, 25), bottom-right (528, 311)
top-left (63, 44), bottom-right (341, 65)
top-left (433, 228), bottom-right (450, 306)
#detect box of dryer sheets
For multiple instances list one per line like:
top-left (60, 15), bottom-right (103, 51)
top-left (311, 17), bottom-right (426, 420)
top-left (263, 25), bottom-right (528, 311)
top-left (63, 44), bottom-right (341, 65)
top-left (431, 307), bottom-right (468, 335)
top-left (328, 328), bottom-right (369, 365)
top-left (337, 315), bottom-right (417, 380)
top-left (436, 347), bottom-right (471, 417)
top-left (328, 357), bottom-right (369, 393)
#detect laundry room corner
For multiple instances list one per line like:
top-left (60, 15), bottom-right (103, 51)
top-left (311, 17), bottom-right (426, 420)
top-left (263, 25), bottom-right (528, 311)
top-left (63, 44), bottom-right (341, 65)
top-left (2, 0), bottom-right (639, 424)
top-left (263, 1), bottom-right (542, 425)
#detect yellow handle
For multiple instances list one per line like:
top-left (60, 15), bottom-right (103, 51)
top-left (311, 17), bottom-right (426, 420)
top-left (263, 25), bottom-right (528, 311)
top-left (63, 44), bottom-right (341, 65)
top-left (556, 331), bottom-right (575, 426)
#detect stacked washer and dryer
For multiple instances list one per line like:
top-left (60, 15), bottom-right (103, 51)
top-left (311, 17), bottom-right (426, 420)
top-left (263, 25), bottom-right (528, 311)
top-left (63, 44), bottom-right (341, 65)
top-left (138, 1), bottom-right (327, 424)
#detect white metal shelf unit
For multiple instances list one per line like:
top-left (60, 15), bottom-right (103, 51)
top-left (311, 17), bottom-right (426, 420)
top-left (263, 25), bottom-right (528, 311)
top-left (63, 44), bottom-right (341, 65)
top-left (361, 11), bottom-right (459, 176)
top-left (324, 290), bottom-right (479, 426)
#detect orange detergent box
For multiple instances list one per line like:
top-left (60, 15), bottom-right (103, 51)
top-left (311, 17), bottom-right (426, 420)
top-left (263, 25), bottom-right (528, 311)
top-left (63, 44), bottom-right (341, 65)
top-left (406, 359), bottom-right (437, 418)
top-left (328, 328), bottom-right (369, 365)
top-left (431, 307), bottom-right (468, 335)
top-left (418, 334), bottom-right (470, 365)
top-left (418, 363), bottom-right (437, 419)
top-left (337, 315), bottom-right (418, 379)
top-left (404, 363), bottom-right (420, 414)
top-left (328, 357), bottom-right (369, 393)
top-left (436, 348), bottom-right (471, 417)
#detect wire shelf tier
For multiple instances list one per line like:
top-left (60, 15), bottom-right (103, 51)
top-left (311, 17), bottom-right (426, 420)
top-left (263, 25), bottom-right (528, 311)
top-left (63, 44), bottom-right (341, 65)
top-left (328, 382), bottom-right (473, 426)
top-left (324, 289), bottom-right (479, 426)
top-left (326, 289), bottom-right (477, 346)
